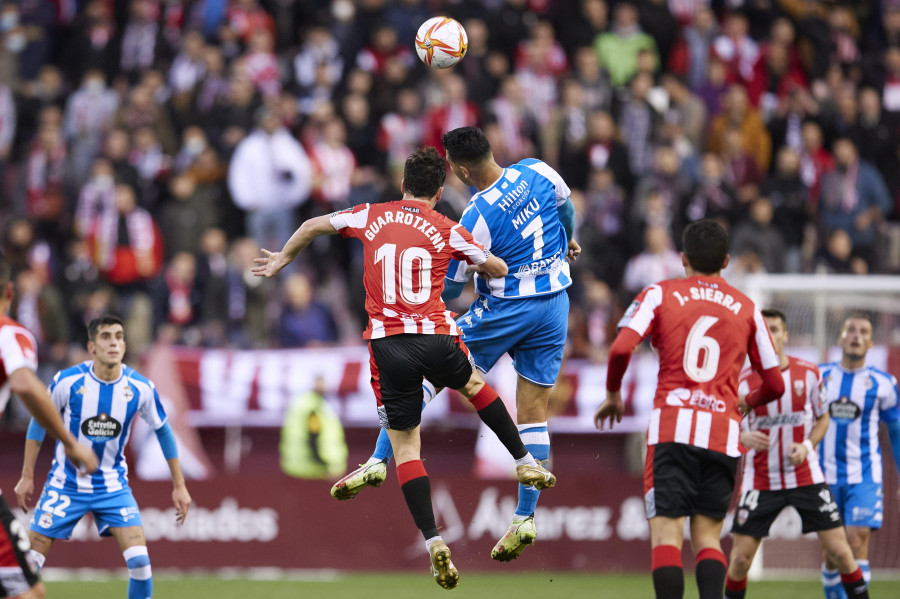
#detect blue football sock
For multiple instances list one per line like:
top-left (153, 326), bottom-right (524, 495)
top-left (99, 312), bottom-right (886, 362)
top-left (821, 564), bottom-right (847, 599)
top-left (515, 422), bottom-right (549, 518)
top-left (857, 560), bottom-right (870, 585)
top-left (125, 546), bottom-right (153, 599)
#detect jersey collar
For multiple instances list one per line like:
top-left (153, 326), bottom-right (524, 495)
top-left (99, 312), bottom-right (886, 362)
top-left (475, 168), bottom-right (507, 200)
top-left (87, 361), bottom-right (125, 385)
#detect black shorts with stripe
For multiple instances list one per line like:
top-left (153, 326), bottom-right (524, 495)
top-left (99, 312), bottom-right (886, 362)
top-left (644, 442), bottom-right (738, 520)
top-left (732, 483), bottom-right (843, 538)
top-left (368, 334), bottom-right (473, 430)
top-left (0, 495), bottom-right (39, 597)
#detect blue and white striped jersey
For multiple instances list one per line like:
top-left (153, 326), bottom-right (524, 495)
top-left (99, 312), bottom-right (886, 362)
top-left (45, 361), bottom-right (168, 494)
top-left (818, 362), bottom-right (900, 485)
top-left (447, 158), bottom-right (571, 298)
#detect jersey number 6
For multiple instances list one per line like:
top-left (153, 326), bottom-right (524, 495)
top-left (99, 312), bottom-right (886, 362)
top-left (683, 316), bottom-right (721, 383)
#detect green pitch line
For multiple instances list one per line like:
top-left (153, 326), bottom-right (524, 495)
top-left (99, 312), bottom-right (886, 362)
top-left (45, 573), bottom-right (900, 599)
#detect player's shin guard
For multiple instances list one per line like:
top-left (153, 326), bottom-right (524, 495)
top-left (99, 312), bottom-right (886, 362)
top-left (651, 545), bottom-right (684, 599)
top-left (841, 568), bottom-right (868, 598)
top-left (124, 546), bottom-right (153, 599)
top-left (856, 560), bottom-right (870, 585)
top-left (515, 422), bottom-right (549, 517)
top-left (27, 549), bottom-right (45, 573)
top-left (469, 384), bottom-right (527, 460)
top-left (695, 548), bottom-right (727, 599)
top-left (724, 574), bottom-right (747, 599)
top-left (822, 564), bottom-right (848, 599)
top-left (397, 460), bottom-right (439, 539)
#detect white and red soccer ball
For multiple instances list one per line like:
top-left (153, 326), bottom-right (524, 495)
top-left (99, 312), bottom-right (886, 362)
top-left (415, 17), bottom-right (468, 69)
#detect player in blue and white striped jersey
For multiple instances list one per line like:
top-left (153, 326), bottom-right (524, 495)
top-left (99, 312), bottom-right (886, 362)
top-left (13, 315), bottom-right (192, 599)
top-left (331, 128), bottom-right (579, 562)
top-left (817, 314), bottom-right (900, 599)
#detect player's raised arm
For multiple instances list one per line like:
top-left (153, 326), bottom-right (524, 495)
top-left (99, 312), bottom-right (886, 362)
top-left (252, 214), bottom-right (340, 278)
top-left (8, 368), bottom-right (98, 474)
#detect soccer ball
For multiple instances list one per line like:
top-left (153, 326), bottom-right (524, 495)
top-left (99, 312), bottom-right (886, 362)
top-left (415, 17), bottom-right (468, 69)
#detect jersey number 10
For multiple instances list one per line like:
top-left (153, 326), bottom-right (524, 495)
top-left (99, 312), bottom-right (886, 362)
top-left (375, 244), bottom-right (432, 305)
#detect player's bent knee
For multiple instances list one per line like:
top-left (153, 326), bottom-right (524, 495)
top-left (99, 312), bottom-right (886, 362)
top-left (123, 546), bottom-right (152, 580)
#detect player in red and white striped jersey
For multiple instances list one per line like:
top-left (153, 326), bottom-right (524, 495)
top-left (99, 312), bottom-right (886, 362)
top-left (0, 256), bottom-right (97, 599)
top-left (595, 220), bottom-right (784, 599)
top-left (253, 147), bottom-right (555, 589)
top-left (725, 309), bottom-right (867, 599)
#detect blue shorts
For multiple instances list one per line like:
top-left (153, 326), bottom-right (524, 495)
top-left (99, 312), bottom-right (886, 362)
top-left (829, 482), bottom-right (883, 529)
top-left (456, 290), bottom-right (569, 387)
top-left (30, 486), bottom-right (143, 539)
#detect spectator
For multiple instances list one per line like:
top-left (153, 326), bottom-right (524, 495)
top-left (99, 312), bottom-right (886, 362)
top-left (815, 228), bottom-right (867, 275)
top-left (707, 84), bottom-right (772, 171)
top-left (661, 73), bottom-right (706, 152)
top-left (293, 26), bottom-right (344, 99)
top-left (695, 56), bottom-right (728, 118)
top-left (485, 75), bottom-right (540, 165)
top-left (120, 0), bottom-right (160, 81)
top-left (308, 117), bottom-right (356, 211)
top-left (64, 69), bottom-right (119, 184)
top-left (278, 272), bottom-right (338, 348)
top-left (678, 5), bottom-right (718, 91)
top-left (242, 29), bottom-right (280, 98)
top-left (421, 74), bottom-right (480, 153)
top-left (622, 225), bottom-right (684, 295)
top-left (556, 0), bottom-right (608, 56)
top-left (543, 79), bottom-right (590, 188)
top-left (585, 110), bottom-right (633, 193)
top-left (580, 168), bottom-right (629, 286)
top-left (74, 158), bottom-right (117, 238)
top-left (572, 46), bottom-right (613, 113)
top-left (593, 1), bottom-right (659, 88)
top-left (226, 0), bottom-right (274, 44)
top-left (632, 145), bottom-right (693, 231)
top-left (819, 138), bottom-right (892, 265)
top-left (11, 266), bottom-right (69, 369)
top-left (720, 127), bottom-right (763, 207)
top-left (168, 30), bottom-right (207, 95)
top-left (159, 174), bottom-right (218, 259)
top-left (355, 23), bottom-right (413, 77)
top-left (22, 120), bottom-right (67, 243)
top-left (799, 120), bottom-right (833, 205)
top-left (762, 146), bottom-right (812, 272)
top-left (227, 106), bottom-right (312, 250)
top-left (731, 197), bottom-right (787, 273)
top-left (377, 87), bottom-right (423, 171)
top-left (154, 251), bottom-right (203, 337)
top-left (681, 152), bottom-right (739, 232)
top-left (618, 71), bottom-right (659, 177)
top-left (0, 79), bottom-right (15, 199)
top-left (711, 11), bottom-right (759, 84)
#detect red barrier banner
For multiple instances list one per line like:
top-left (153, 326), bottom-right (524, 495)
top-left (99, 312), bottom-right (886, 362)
top-left (6, 471), bottom-right (895, 573)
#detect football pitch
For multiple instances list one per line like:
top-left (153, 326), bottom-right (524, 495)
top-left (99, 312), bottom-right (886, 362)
top-left (43, 572), bottom-right (900, 598)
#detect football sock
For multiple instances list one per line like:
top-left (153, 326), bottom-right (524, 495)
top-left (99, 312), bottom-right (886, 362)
top-left (857, 560), bottom-right (870, 585)
top-left (124, 546), bottom-right (153, 599)
top-left (515, 422), bottom-right (549, 517)
top-left (371, 393), bottom-right (431, 463)
top-left (469, 384), bottom-right (527, 460)
top-left (695, 548), bottom-right (727, 599)
top-left (724, 574), bottom-right (747, 599)
top-left (27, 549), bottom-right (45, 572)
top-left (652, 545), bottom-right (684, 599)
top-left (822, 564), bottom-right (847, 599)
top-left (397, 460), bottom-right (439, 539)
top-left (841, 567), bottom-right (868, 598)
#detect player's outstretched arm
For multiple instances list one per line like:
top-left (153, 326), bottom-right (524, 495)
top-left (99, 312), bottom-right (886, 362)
top-left (467, 253), bottom-right (508, 278)
top-left (252, 215), bottom-right (338, 278)
top-left (743, 366), bottom-right (785, 410)
top-left (8, 368), bottom-right (98, 475)
top-left (14, 421), bottom-right (45, 513)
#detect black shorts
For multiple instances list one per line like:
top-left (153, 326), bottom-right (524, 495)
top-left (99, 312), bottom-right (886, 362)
top-left (0, 496), bottom-right (40, 597)
top-left (732, 483), bottom-right (843, 538)
top-left (644, 442), bottom-right (738, 520)
top-left (368, 334), bottom-right (473, 430)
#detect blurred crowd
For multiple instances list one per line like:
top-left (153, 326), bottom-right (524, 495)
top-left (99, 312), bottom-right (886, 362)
top-left (2, 0), bottom-right (900, 370)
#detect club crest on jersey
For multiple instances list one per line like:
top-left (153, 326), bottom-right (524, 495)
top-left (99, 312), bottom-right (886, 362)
top-left (81, 412), bottom-right (122, 442)
top-left (864, 376), bottom-right (873, 390)
top-left (829, 397), bottom-right (861, 420)
top-left (794, 380), bottom-right (804, 396)
top-left (38, 512), bottom-right (53, 529)
top-left (123, 386), bottom-right (134, 401)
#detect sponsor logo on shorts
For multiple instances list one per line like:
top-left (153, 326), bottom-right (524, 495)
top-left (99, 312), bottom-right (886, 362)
top-left (644, 488), bottom-right (656, 519)
top-left (119, 506), bottom-right (140, 523)
top-left (818, 488), bottom-right (838, 514)
top-left (737, 508), bottom-right (749, 525)
top-left (81, 413), bottom-right (122, 442)
top-left (829, 398), bottom-right (861, 420)
top-left (377, 405), bottom-right (389, 429)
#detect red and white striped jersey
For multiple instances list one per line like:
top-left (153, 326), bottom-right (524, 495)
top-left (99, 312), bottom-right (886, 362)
top-left (739, 356), bottom-right (826, 491)
top-left (331, 201), bottom-right (488, 340)
top-left (0, 314), bottom-right (38, 413)
top-left (622, 275), bottom-right (780, 457)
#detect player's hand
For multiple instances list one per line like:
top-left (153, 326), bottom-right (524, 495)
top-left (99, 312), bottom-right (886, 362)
top-left (594, 390), bottom-right (625, 431)
top-left (740, 431), bottom-right (770, 452)
top-left (787, 442), bottom-right (808, 465)
top-left (566, 239), bottom-right (581, 263)
top-left (172, 484), bottom-right (192, 525)
top-left (65, 441), bottom-right (99, 475)
top-left (738, 396), bottom-right (751, 416)
top-left (14, 476), bottom-right (33, 513)
top-left (251, 249), bottom-right (288, 278)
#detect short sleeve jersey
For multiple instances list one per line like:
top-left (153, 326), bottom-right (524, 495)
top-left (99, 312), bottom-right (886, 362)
top-left (818, 362), bottom-right (900, 485)
top-left (331, 201), bottom-right (488, 339)
top-left (739, 357), bottom-right (826, 491)
top-left (0, 314), bottom-right (38, 413)
top-left (621, 275), bottom-right (780, 457)
top-left (445, 159), bottom-right (572, 298)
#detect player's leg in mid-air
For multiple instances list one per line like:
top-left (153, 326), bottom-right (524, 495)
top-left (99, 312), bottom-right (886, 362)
top-left (0, 495), bottom-right (45, 599)
top-left (368, 333), bottom-right (554, 589)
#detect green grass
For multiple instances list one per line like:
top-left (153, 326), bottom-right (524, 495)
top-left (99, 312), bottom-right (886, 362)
top-left (43, 573), bottom-right (900, 598)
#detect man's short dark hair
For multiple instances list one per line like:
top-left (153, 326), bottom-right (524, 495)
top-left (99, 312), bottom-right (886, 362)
top-left (682, 219), bottom-right (729, 274)
top-left (88, 315), bottom-right (125, 341)
top-left (403, 147), bottom-right (446, 198)
top-left (441, 127), bottom-right (492, 165)
top-left (841, 312), bottom-right (873, 330)
top-left (761, 308), bottom-right (787, 327)
top-left (0, 255), bottom-right (9, 289)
